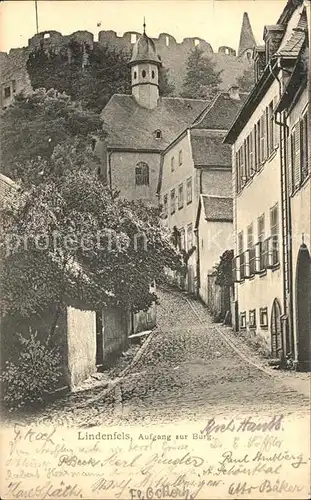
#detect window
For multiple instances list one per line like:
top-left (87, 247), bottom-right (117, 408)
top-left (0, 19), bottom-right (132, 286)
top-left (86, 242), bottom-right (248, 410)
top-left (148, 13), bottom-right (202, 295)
top-left (163, 194), bottom-right (168, 218)
top-left (165, 36), bottom-right (169, 47)
top-left (194, 39), bottom-right (200, 47)
top-left (238, 231), bottom-right (245, 279)
top-left (44, 33), bottom-right (50, 39)
top-left (249, 309), bottom-right (256, 329)
top-left (142, 70), bottom-right (146, 78)
top-left (155, 129), bottom-right (162, 139)
top-left (236, 148), bottom-right (243, 193)
top-left (270, 203), bottom-right (279, 265)
top-left (249, 131), bottom-right (254, 175)
top-left (12, 80), bottom-right (16, 93)
top-left (268, 101), bottom-right (274, 155)
top-left (260, 114), bottom-right (266, 164)
top-left (187, 223), bottom-right (193, 249)
top-left (151, 70), bottom-right (155, 79)
top-left (256, 119), bottom-right (261, 167)
top-left (257, 214), bottom-right (265, 271)
top-left (178, 150), bottom-right (183, 166)
top-left (134, 71), bottom-right (137, 79)
top-left (170, 189), bottom-right (176, 214)
top-left (259, 307), bottom-right (268, 328)
top-left (178, 183), bottom-right (184, 209)
top-left (131, 33), bottom-right (137, 44)
top-left (240, 312), bottom-right (247, 329)
top-left (179, 228), bottom-right (185, 250)
top-left (171, 157), bottom-right (175, 172)
top-left (186, 177), bottom-right (192, 203)
top-left (247, 223), bottom-right (255, 276)
top-left (135, 162), bottom-right (149, 186)
top-left (4, 86), bottom-right (11, 99)
top-left (300, 111), bottom-right (309, 182)
top-left (290, 125), bottom-right (301, 190)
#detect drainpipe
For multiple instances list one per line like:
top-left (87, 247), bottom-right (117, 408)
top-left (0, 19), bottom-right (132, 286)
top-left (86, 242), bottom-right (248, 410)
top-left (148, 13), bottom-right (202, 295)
top-left (268, 59), bottom-right (294, 358)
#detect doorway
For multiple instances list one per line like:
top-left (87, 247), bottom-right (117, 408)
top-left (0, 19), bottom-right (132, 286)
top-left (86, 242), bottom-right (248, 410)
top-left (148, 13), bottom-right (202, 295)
top-left (296, 244), bottom-right (311, 371)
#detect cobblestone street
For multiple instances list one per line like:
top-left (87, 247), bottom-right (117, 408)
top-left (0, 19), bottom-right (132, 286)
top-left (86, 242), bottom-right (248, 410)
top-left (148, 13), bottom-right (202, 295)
top-left (13, 289), bottom-right (310, 428)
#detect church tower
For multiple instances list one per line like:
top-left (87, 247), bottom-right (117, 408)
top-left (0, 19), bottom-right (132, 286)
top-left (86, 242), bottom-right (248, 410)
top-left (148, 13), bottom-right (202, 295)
top-left (129, 22), bottom-right (162, 109)
top-left (238, 12), bottom-right (256, 60)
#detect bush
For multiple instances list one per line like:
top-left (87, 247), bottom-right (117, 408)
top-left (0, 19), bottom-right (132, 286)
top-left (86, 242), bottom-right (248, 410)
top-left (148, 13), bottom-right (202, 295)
top-left (1, 332), bottom-right (62, 410)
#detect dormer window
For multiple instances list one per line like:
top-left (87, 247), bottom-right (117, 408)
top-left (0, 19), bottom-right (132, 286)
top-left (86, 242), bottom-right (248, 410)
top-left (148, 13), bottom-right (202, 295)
top-left (155, 129), bottom-right (162, 139)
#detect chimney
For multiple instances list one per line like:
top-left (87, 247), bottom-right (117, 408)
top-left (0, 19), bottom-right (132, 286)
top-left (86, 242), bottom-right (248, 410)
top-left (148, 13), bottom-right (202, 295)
top-left (228, 85), bottom-right (240, 100)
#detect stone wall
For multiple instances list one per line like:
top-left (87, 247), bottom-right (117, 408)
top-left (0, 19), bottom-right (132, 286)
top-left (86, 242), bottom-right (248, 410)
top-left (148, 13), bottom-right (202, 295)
top-left (66, 306), bottom-right (97, 388)
top-left (1, 28), bottom-right (253, 106)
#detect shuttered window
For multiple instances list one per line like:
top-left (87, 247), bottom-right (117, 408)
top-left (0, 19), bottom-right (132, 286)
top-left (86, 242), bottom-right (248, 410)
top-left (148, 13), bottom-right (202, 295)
top-left (260, 115), bottom-right (265, 165)
top-left (170, 188), bottom-right (176, 214)
top-left (273, 96), bottom-right (279, 149)
top-left (291, 125), bottom-right (301, 189)
top-left (268, 101), bottom-right (274, 155)
top-left (257, 214), bottom-right (265, 270)
top-left (300, 112), bottom-right (309, 182)
top-left (256, 119), bottom-right (261, 167)
top-left (178, 183), bottom-right (184, 209)
top-left (235, 151), bottom-right (241, 193)
top-left (270, 204), bottom-right (279, 265)
top-left (249, 131), bottom-right (254, 175)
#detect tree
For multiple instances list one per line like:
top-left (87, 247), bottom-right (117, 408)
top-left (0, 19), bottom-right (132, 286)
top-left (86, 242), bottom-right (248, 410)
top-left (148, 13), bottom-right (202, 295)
top-left (0, 88), bottom-right (104, 181)
top-left (215, 249), bottom-right (234, 287)
top-left (0, 89), bottom-right (183, 331)
top-left (26, 41), bottom-right (174, 112)
top-left (236, 64), bottom-right (255, 92)
top-left (159, 66), bottom-right (175, 96)
top-left (182, 46), bottom-right (222, 100)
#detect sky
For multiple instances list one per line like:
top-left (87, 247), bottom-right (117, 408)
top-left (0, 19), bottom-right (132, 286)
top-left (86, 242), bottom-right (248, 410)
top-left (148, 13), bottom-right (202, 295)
top-left (1, 0), bottom-right (287, 54)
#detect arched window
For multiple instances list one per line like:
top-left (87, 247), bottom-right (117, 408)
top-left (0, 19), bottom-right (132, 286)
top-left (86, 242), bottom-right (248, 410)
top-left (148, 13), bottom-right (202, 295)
top-left (135, 162), bottom-right (149, 186)
top-left (142, 69), bottom-right (146, 78)
top-left (134, 71), bottom-right (137, 79)
top-left (151, 70), bottom-right (155, 79)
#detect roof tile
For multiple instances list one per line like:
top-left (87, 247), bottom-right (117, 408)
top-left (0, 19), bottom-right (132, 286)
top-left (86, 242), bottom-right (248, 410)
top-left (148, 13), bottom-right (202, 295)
top-left (201, 194), bottom-right (233, 221)
top-left (101, 95), bottom-right (208, 150)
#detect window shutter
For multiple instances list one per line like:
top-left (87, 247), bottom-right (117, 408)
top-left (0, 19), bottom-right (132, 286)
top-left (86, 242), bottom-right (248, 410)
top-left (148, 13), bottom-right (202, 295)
top-left (273, 96), bottom-right (279, 148)
top-left (249, 131), bottom-right (254, 175)
top-left (260, 115), bottom-right (265, 164)
top-left (293, 124), bottom-right (301, 188)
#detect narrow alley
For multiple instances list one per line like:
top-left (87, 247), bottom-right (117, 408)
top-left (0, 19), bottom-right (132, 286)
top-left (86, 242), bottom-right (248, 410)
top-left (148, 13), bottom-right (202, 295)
top-left (16, 288), bottom-right (309, 428)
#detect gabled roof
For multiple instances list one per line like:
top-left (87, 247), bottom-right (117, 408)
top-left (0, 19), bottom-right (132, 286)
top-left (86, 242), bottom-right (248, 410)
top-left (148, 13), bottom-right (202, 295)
top-left (191, 91), bottom-right (249, 131)
top-left (276, 8), bottom-right (307, 58)
top-left (195, 194), bottom-right (233, 228)
top-left (190, 129), bottom-right (231, 167)
top-left (101, 95), bottom-right (208, 151)
top-left (224, 6), bottom-right (308, 145)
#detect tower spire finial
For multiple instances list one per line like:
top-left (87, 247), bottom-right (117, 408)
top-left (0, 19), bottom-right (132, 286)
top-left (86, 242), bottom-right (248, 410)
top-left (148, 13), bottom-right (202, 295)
top-left (143, 17), bottom-right (146, 34)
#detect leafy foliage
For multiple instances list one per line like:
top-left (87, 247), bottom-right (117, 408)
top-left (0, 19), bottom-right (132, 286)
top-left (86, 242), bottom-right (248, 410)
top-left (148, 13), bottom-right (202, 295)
top-left (236, 64), bottom-right (255, 92)
top-left (0, 88), bottom-right (104, 181)
top-left (215, 249), bottom-right (234, 287)
top-left (26, 41), bottom-right (174, 113)
top-left (182, 46), bottom-right (222, 100)
top-left (0, 89), bottom-right (183, 321)
top-left (1, 331), bottom-right (62, 410)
